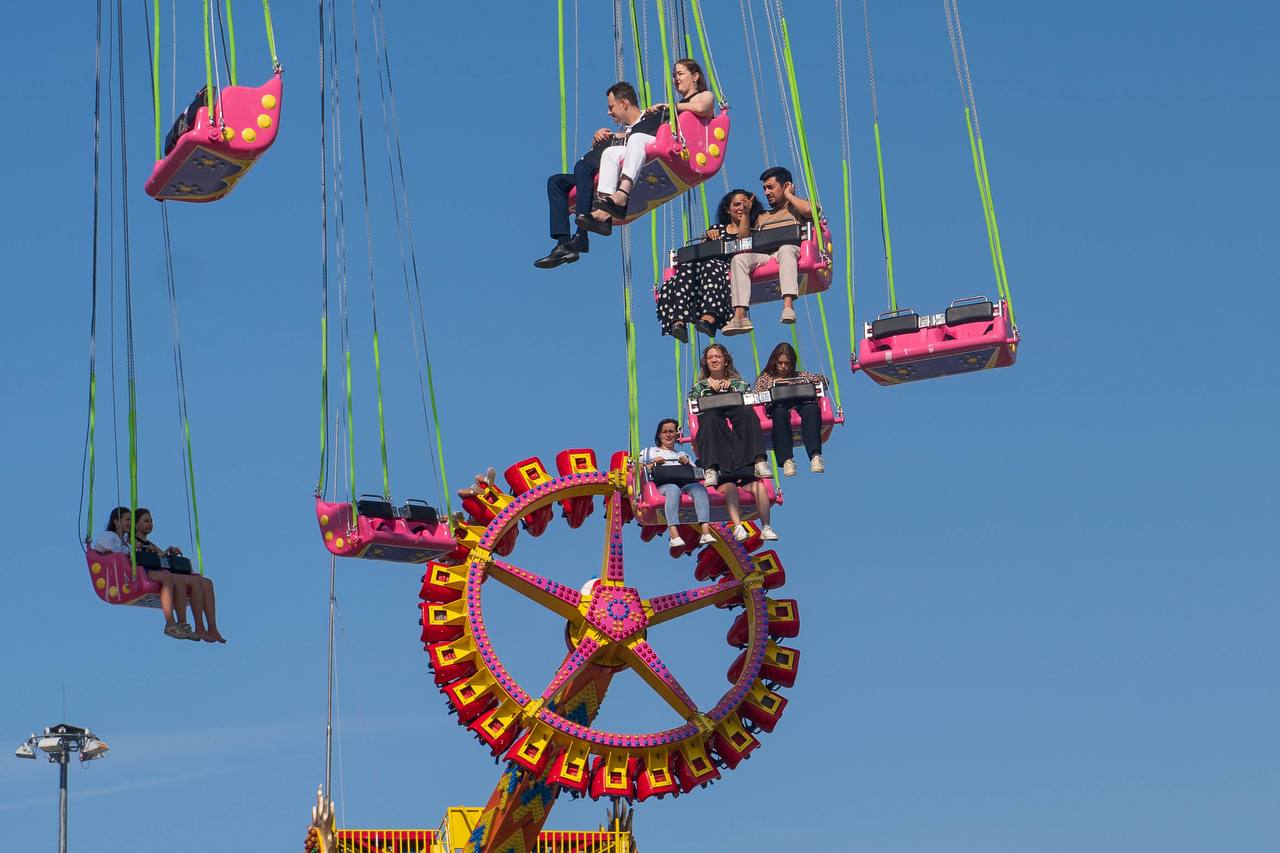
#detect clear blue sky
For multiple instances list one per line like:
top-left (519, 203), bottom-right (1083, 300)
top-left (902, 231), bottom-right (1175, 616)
top-left (1, 2), bottom-right (1276, 851)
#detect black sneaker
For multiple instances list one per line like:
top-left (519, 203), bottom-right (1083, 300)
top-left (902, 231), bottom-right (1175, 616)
top-left (533, 240), bottom-right (581, 269)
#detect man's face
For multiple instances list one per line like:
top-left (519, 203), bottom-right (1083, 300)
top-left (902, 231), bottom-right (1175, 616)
top-left (606, 93), bottom-right (630, 125)
top-left (762, 176), bottom-right (787, 207)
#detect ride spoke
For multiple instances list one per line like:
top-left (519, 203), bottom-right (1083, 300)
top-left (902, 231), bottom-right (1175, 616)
top-left (622, 639), bottom-right (700, 719)
top-left (538, 632), bottom-right (604, 701)
top-left (644, 576), bottom-right (743, 628)
top-left (488, 560), bottom-right (583, 624)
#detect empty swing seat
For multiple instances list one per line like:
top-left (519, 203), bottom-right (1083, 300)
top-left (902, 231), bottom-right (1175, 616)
top-left (144, 72), bottom-right (283, 203)
top-left (569, 110), bottom-right (730, 223)
top-left (85, 550), bottom-right (162, 608)
top-left (684, 384), bottom-right (843, 453)
top-left (851, 297), bottom-right (1019, 385)
top-left (316, 496), bottom-right (456, 564)
top-left (631, 464), bottom-right (780, 528)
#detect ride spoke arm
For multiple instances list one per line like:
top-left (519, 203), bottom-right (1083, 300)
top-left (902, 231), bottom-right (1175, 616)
top-left (621, 639), bottom-right (700, 719)
top-left (539, 632), bottom-right (605, 701)
top-left (488, 560), bottom-right (584, 624)
top-left (644, 577), bottom-right (743, 628)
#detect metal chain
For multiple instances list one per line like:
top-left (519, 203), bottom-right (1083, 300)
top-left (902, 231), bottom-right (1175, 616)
top-left (761, 0), bottom-right (802, 186)
top-left (949, 0), bottom-right (983, 138)
top-left (739, 0), bottom-right (769, 163)
top-left (861, 0), bottom-right (879, 121)
top-left (835, 0), bottom-right (852, 166)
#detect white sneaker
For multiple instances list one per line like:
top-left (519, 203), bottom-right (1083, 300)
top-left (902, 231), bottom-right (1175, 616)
top-left (810, 455), bottom-right (824, 474)
top-left (698, 532), bottom-right (716, 545)
top-left (753, 460), bottom-right (771, 478)
top-left (732, 524), bottom-right (749, 542)
top-left (669, 536), bottom-right (686, 549)
top-left (703, 468), bottom-right (718, 487)
top-left (760, 524), bottom-right (779, 541)
top-left (780, 305), bottom-right (797, 324)
top-left (782, 459), bottom-right (797, 477)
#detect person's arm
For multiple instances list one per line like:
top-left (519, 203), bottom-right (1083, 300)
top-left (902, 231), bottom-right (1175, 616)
top-left (754, 373), bottom-right (772, 392)
top-left (688, 379), bottom-right (710, 400)
top-left (592, 127), bottom-right (612, 145)
top-left (676, 91), bottom-right (714, 118)
top-left (729, 378), bottom-right (751, 393)
top-left (782, 184), bottom-right (813, 221)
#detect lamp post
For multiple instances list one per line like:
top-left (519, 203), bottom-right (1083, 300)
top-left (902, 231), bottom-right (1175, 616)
top-left (14, 723), bottom-right (109, 853)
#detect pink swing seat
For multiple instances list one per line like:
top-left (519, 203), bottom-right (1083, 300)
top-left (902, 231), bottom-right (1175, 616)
top-left (144, 72), bottom-right (283, 203)
top-left (316, 497), bottom-right (456, 564)
top-left (852, 297), bottom-right (1019, 386)
top-left (85, 550), bottom-right (162, 608)
top-left (569, 110), bottom-right (730, 223)
top-left (631, 466), bottom-right (781, 527)
top-left (684, 383), bottom-right (844, 453)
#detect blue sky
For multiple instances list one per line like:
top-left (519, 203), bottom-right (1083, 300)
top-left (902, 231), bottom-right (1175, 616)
top-left (1, 1), bottom-right (1277, 851)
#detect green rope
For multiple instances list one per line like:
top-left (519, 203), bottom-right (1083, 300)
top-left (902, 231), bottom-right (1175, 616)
top-left (964, 110), bottom-right (1000, 301)
top-left (688, 0), bottom-right (721, 104)
top-left (697, 182), bottom-right (711, 234)
top-left (673, 339), bottom-right (683, 431)
top-left (203, 0), bottom-right (214, 115)
top-left (128, 376), bottom-right (138, 580)
top-left (224, 0), bottom-right (238, 85)
top-left (814, 292), bottom-right (842, 407)
top-left (842, 157), bottom-right (855, 351)
top-left (182, 418), bottom-right (204, 574)
top-left (86, 375), bottom-right (97, 541)
top-left (872, 121), bottom-right (896, 310)
top-left (343, 349), bottom-right (357, 508)
top-left (628, 0), bottom-right (650, 106)
top-left (317, 316), bottom-right (328, 495)
top-left (261, 0), bottom-right (278, 67)
top-left (372, 330), bottom-right (391, 500)
top-left (558, 0), bottom-right (567, 170)
top-left (152, 0), bottom-right (160, 160)
top-left (653, 0), bottom-right (676, 135)
top-left (977, 137), bottom-right (1015, 325)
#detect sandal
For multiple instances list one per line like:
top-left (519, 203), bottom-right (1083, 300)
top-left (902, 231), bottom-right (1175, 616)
top-left (592, 193), bottom-right (630, 219)
top-left (163, 622), bottom-right (187, 640)
top-left (576, 213), bottom-right (612, 237)
top-left (179, 623), bottom-right (201, 641)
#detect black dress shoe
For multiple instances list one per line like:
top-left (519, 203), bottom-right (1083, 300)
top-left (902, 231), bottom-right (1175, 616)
top-left (533, 240), bottom-right (581, 269)
top-left (569, 232), bottom-right (590, 253)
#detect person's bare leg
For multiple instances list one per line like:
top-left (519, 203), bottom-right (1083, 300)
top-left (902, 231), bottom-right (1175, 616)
top-left (185, 578), bottom-right (206, 635)
top-left (156, 575), bottom-right (177, 628)
top-left (173, 578), bottom-right (190, 628)
top-left (668, 525), bottom-right (682, 541)
top-left (610, 175), bottom-right (634, 207)
top-left (720, 483), bottom-right (741, 527)
top-left (199, 578), bottom-right (226, 643)
top-left (753, 482), bottom-right (771, 527)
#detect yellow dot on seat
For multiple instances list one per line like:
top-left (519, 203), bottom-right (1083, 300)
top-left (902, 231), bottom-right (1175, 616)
top-left (257, 114), bottom-right (272, 129)
top-left (708, 143), bottom-right (721, 157)
top-left (223, 127), bottom-right (235, 141)
top-left (713, 127), bottom-right (726, 140)
top-left (261, 94), bottom-right (277, 109)
top-left (695, 152), bottom-right (707, 166)
top-left (91, 563), bottom-right (102, 574)
top-left (107, 585), bottom-right (118, 597)
top-left (325, 531), bottom-right (334, 541)
top-left (335, 537), bottom-right (344, 549)
top-left (122, 585), bottom-right (131, 595)
top-left (320, 514), bottom-right (330, 525)
top-left (241, 128), bottom-right (257, 142)
top-left (96, 578), bottom-right (106, 589)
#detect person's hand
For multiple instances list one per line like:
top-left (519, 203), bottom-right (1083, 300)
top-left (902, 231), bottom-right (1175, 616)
top-left (678, 453), bottom-right (690, 464)
top-left (166, 546), bottom-right (183, 556)
top-left (782, 181), bottom-right (796, 201)
top-left (646, 102), bottom-right (668, 113)
top-left (592, 127), bottom-right (611, 144)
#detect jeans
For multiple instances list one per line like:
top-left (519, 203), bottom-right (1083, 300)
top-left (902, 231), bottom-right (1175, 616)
top-left (658, 482), bottom-right (710, 525)
top-left (768, 400), bottom-right (823, 464)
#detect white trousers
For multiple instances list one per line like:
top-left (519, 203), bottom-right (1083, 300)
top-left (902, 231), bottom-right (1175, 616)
top-left (730, 244), bottom-right (801, 308)
top-left (597, 133), bottom-right (656, 195)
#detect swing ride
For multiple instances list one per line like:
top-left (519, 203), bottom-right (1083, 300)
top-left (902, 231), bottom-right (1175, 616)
top-left (69, 0), bottom-right (1026, 848)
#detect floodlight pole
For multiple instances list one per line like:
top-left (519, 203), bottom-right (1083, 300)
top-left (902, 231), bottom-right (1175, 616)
top-left (57, 752), bottom-right (68, 853)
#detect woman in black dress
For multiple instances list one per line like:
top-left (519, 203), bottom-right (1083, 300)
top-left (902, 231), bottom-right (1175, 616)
top-left (657, 189), bottom-right (763, 340)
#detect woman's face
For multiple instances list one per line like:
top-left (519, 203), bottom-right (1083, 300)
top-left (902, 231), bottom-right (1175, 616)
top-left (658, 423), bottom-right (679, 449)
top-left (114, 512), bottom-right (131, 534)
top-left (673, 63), bottom-right (698, 96)
top-left (705, 347), bottom-right (726, 375)
top-left (774, 351), bottom-right (794, 377)
top-left (136, 512), bottom-right (154, 536)
top-left (728, 193), bottom-right (751, 220)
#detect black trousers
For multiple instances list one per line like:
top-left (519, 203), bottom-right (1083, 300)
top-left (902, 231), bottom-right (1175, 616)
top-left (547, 156), bottom-right (599, 240)
top-left (768, 400), bottom-right (823, 464)
top-left (694, 406), bottom-right (764, 473)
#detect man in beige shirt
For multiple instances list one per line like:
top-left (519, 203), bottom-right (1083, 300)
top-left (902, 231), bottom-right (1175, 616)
top-left (722, 166), bottom-right (813, 336)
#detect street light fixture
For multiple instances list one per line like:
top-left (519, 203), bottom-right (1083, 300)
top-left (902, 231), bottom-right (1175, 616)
top-left (14, 723), bottom-right (110, 853)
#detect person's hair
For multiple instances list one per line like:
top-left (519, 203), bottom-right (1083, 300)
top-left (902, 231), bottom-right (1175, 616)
top-left (762, 342), bottom-right (799, 378)
top-left (673, 58), bottom-right (708, 94)
top-left (105, 506), bottom-right (131, 534)
top-left (135, 507), bottom-right (152, 522)
top-left (716, 189), bottom-right (764, 228)
top-left (698, 343), bottom-right (741, 382)
top-left (653, 418), bottom-right (680, 445)
top-left (607, 81), bottom-right (639, 108)
top-left (760, 166), bottom-right (793, 186)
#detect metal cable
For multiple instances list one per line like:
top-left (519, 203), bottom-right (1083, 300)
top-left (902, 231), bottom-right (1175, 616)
top-left (115, 0), bottom-right (139, 546)
top-left (316, 0), bottom-right (331, 497)
top-left (861, 0), bottom-right (879, 121)
top-left (80, 0), bottom-right (106, 545)
top-left (739, 0), bottom-right (769, 164)
top-left (950, 0), bottom-right (982, 138)
top-left (761, 0), bottom-right (803, 186)
top-left (369, 0), bottom-right (450, 513)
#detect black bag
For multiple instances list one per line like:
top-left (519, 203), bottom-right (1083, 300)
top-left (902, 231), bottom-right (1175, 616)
top-left (650, 463), bottom-right (700, 486)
